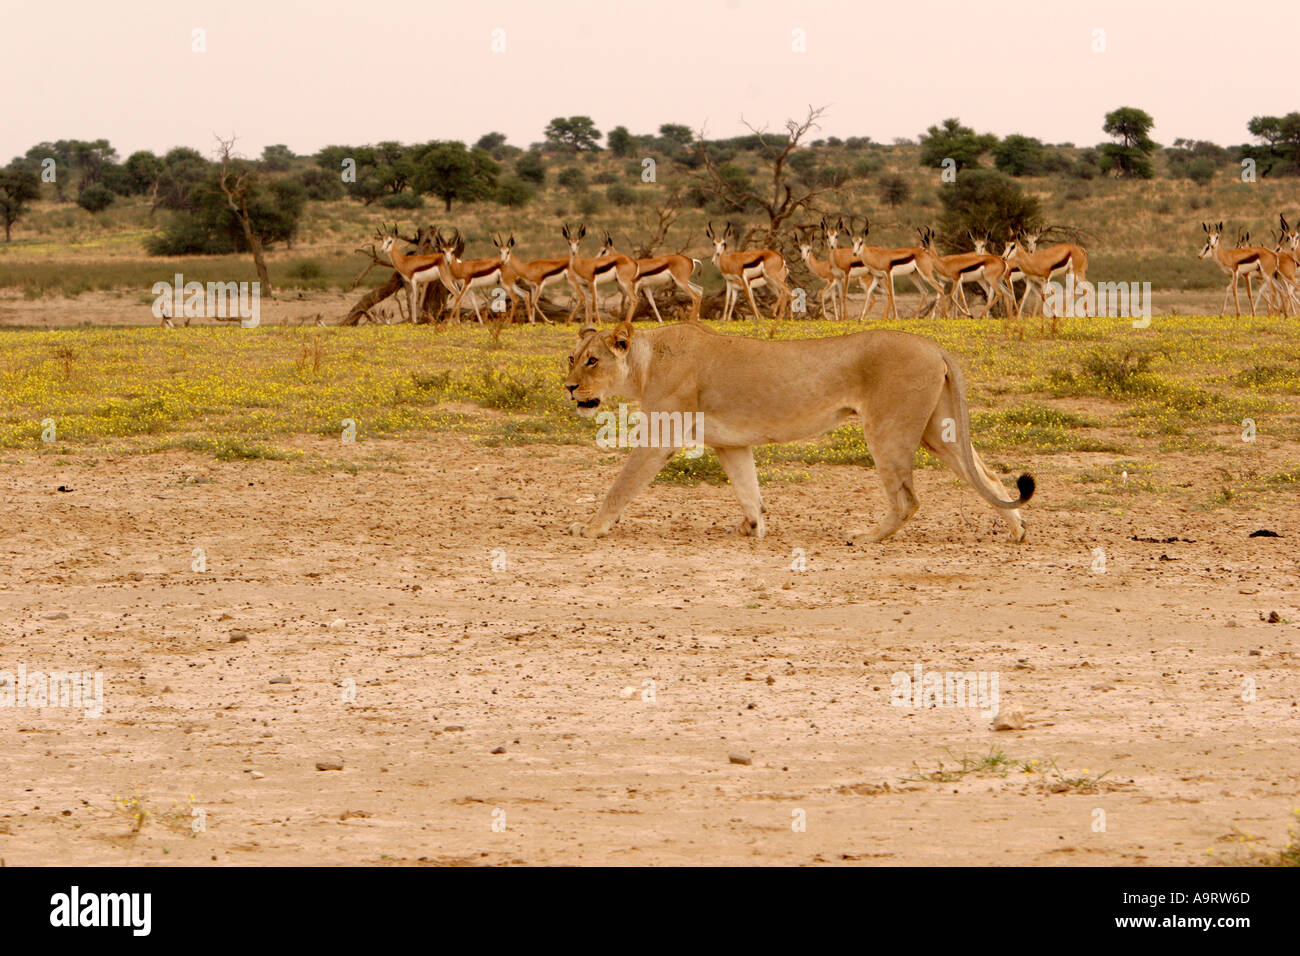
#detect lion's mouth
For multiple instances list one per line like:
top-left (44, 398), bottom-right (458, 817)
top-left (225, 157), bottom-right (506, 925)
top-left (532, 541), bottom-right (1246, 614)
top-left (576, 398), bottom-right (600, 410)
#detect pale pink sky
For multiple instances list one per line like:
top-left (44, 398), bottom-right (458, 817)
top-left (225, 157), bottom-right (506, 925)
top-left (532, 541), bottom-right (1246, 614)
top-left (2, 0), bottom-right (1291, 162)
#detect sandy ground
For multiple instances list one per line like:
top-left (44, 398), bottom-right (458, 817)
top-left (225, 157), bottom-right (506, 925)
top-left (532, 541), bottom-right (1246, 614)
top-left (1, 433), bottom-right (1297, 866)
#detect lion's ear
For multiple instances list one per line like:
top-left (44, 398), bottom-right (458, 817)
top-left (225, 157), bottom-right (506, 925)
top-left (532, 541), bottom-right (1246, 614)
top-left (610, 321), bottom-right (634, 352)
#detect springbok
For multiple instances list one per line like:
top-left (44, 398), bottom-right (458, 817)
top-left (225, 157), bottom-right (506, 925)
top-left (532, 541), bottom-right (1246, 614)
top-left (561, 223), bottom-right (637, 325)
top-left (921, 228), bottom-right (1017, 320)
top-left (822, 217), bottom-right (877, 320)
top-left (1007, 232), bottom-right (1090, 325)
top-left (492, 234), bottom-right (580, 324)
top-left (1198, 221), bottom-right (1283, 318)
top-left (436, 229), bottom-right (507, 324)
top-left (599, 233), bottom-right (703, 323)
top-left (795, 226), bottom-right (843, 320)
top-left (377, 224), bottom-right (445, 323)
top-left (851, 221), bottom-right (946, 320)
top-left (705, 222), bottom-right (791, 321)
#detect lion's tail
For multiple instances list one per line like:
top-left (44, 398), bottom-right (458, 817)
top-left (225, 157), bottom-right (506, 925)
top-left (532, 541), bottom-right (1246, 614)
top-left (943, 352), bottom-right (1034, 510)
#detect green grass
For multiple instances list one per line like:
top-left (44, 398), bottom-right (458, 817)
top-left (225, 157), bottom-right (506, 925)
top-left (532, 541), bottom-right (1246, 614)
top-left (0, 317), bottom-right (1295, 509)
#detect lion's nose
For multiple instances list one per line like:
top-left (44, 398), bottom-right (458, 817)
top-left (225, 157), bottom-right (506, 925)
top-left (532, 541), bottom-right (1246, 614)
top-left (565, 384), bottom-right (578, 394)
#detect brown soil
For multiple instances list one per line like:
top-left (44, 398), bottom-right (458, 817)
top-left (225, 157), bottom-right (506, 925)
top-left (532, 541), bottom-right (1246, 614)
top-left (1, 435), bottom-right (1296, 866)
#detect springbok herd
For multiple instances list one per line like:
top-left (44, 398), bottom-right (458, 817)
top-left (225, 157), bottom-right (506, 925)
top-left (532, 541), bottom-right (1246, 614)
top-left (373, 212), bottom-right (1300, 327)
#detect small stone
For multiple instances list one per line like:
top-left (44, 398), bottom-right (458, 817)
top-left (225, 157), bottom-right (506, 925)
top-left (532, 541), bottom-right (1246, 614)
top-left (1265, 611), bottom-right (1282, 624)
top-left (1249, 647), bottom-right (1262, 655)
top-left (728, 753), bottom-right (753, 765)
top-left (249, 771), bottom-right (265, 780)
top-left (228, 631), bottom-right (249, 643)
top-left (41, 612), bottom-right (69, 621)
top-left (268, 676), bottom-right (291, 684)
top-left (443, 725), bottom-right (464, 732)
top-left (991, 705), bottom-right (1027, 731)
top-left (491, 746), bottom-right (506, 754)
top-left (315, 761), bottom-right (344, 771)
top-left (618, 686), bottom-right (636, 699)
top-left (328, 619), bottom-right (347, 629)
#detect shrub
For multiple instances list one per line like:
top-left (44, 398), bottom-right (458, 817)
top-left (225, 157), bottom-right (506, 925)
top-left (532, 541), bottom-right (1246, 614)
top-left (494, 175), bottom-right (535, 207)
top-left (515, 152), bottom-right (545, 185)
top-left (557, 166), bottom-right (587, 191)
top-left (380, 192), bottom-right (423, 210)
top-left (877, 174), bottom-right (911, 207)
top-left (76, 184), bottom-right (115, 213)
top-left (605, 183), bottom-right (639, 206)
top-left (299, 168), bottom-right (345, 201)
top-left (286, 260), bottom-right (324, 281)
top-left (937, 169), bottom-right (1041, 246)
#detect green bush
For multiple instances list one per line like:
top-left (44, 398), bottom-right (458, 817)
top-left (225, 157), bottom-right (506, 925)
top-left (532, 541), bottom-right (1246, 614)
top-left (495, 174), bottom-right (535, 208)
top-left (379, 192), bottom-right (423, 210)
top-left (76, 184), bottom-right (115, 213)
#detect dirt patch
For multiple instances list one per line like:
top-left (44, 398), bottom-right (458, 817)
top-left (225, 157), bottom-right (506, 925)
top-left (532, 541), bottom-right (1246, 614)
top-left (1, 436), bottom-right (1296, 865)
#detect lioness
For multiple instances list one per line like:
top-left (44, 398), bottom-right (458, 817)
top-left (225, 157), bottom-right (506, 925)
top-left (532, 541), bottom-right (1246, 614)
top-left (564, 322), bottom-right (1033, 544)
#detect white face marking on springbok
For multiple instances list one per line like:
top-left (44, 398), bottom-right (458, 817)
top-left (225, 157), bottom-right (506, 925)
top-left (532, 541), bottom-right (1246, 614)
top-left (561, 223), bottom-right (588, 257)
top-left (492, 234), bottom-right (515, 263)
top-left (1198, 223), bottom-right (1222, 259)
top-left (707, 228), bottom-right (727, 264)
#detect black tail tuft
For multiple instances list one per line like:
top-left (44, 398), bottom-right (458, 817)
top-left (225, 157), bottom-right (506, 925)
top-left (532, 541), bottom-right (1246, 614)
top-left (1016, 474), bottom-right (1036, 503)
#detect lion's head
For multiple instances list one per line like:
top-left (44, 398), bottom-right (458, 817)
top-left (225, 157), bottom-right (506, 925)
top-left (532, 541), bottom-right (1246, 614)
top-left (564, 322), bottom-right (634, 417)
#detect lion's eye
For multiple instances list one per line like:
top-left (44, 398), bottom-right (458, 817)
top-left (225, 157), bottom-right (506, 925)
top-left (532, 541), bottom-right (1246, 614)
top-left (586, 356), bottom-right (598, 367)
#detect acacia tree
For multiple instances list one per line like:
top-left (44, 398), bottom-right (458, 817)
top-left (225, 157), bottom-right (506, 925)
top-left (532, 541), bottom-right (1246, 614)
top-left (544, 116), bottom-right (602, 152)
top-left (1100, 107), bottom-right (1157, 179)
top-left (919, 118), bottom-right (997, 171)
top-left (409, 142), bottom-right (498, 212)
top-left (1244, 113), bottom-right (1300, 176)
top-left (0, 164), bottom-right (40, 241)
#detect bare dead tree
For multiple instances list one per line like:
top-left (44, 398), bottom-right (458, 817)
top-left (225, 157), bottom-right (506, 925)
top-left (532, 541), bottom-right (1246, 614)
top-left (692, 105), bottom-right (838, 251)
top-left (215, 135), bottom-right (273, 294)
top-left (627, 186), bottom-right (687, 258)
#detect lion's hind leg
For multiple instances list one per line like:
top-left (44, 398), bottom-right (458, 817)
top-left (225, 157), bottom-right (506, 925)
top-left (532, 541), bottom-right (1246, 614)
top-left (846, 413), bottom-right (930, 546)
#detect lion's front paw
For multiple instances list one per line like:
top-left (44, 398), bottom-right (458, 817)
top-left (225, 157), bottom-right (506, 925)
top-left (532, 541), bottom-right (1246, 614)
top-left (568, 522), bottom-right (608, 539)
top-left (735, 516), bottom-right (766, 538)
